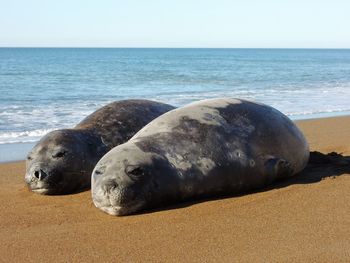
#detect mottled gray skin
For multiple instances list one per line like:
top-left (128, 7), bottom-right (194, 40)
top-left (92, 98), bottom-right (309, 216)
top-left (25, 100), bottom-right (175, 195)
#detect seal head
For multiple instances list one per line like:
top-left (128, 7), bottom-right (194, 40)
top-left (92, 143), bottom-right (177, 216)
top-left (25, 129), bottom-right (106, 194)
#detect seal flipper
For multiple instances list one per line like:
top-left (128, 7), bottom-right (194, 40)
top-left (264, 157), bottom-right (294, 183)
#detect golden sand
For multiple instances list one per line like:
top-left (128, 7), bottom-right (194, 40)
top-left (1, 116), bottom-right (349, 262)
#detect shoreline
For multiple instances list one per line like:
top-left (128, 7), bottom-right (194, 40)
top-left (1, 115), bottom-right (349, 262)
top-left (0, 141), bottom-right (36, 164)
top-left (2, 114), bottom-right (350, 164)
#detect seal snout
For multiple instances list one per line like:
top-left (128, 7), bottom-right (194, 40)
top-left (104, 180), bottom-right (118, 192)
top-left (92, 177), bottom-right (142, 216)
top-left (25, 163), bottom-right (54, 194)
top-left (28, 164), bottom-right (49, 182)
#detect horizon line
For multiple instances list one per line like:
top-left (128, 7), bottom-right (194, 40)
top-left (1, 46), bottom-right (350, 49)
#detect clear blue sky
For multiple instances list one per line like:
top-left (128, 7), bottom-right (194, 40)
top-left (0, 0), bottom-right (349, 48)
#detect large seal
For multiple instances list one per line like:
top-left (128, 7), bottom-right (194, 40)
top-left (92, 98), bottom-right (309, 216)
top-left (25, 100), bottom-right (175, 195)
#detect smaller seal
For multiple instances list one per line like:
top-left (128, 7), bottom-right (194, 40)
top-left (25, 100), bottom-right (175, 195)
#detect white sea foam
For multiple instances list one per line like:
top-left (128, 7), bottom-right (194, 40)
top-left (0, 129), bottom-right (56, 144)
top-left (2, 86), bottom-right (350, 145)
top-left (0, 101), bottom-right (100, 144)
top-left (0, 127), bottom-right (66, 145)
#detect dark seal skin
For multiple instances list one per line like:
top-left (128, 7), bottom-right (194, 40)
top-left (25, 100), bottom-right (175, 195)
top-left (92, 98), bottom-right (309, 216)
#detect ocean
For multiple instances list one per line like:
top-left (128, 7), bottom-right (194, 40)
top-left (1, 48), bottom-right (350, 162)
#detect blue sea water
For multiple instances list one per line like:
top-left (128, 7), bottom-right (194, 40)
top-left (1, 48), bottom-right (350, 161)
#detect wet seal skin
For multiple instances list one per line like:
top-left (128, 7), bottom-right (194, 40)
top-left (25, 100), bottom-right (175, 195)
top-left (92, 98), bottom-right (309, 216)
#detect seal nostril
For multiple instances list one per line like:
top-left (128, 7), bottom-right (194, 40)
top-left (103, 180), bottom-right (118, 194)
top-left (33, 169), bottom-right (47, 180)
top-left (34, 171), bottom-right (40, 179)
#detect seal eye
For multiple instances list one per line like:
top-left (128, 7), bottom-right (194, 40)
top-left (52, 151), bottom-right (67, 158)
top-left (125, 166), bottom-right (145, 178)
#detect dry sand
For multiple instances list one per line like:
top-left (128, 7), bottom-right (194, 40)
top-left (0, 116), bottom-right (349, 262)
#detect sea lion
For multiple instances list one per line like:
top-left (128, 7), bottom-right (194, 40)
top-left (92, 98), bottom-right (309, 216)
top-left (25, 100), bottom-right (175, 195)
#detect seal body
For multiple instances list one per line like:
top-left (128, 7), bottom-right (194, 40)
top-left (25, 100), bottom-right (175, 194)
top-left (92, 98), bottom-right (309, 216)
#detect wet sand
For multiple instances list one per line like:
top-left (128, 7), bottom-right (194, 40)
top-left (1, 116), bottom-right (349, 262)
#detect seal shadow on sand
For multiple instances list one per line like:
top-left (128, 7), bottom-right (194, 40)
top-left (129, 151), bottom-right (350, 216)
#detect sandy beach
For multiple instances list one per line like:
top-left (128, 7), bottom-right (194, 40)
top-left (1, 116), bottom-right (349, 262)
